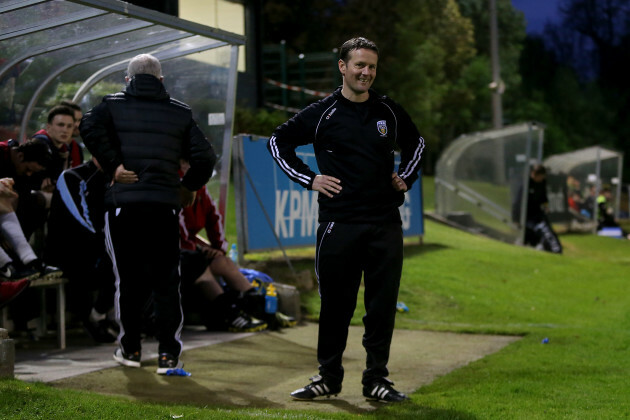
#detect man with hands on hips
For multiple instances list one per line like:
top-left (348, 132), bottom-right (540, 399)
top-left (81, 53), bottom-right (214, 375)
top-left (268, 36), bottom-right (424, 403)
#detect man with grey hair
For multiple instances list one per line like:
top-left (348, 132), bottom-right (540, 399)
top-left (126, 53), bottom-right (162, 79)
top-left (80, 53), bottom-right (216, 375)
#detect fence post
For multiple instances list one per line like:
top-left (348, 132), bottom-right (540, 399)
top-left (280, 40), bottom-right (288, 108)
top-left (298, 53), bottom-right (306, 109)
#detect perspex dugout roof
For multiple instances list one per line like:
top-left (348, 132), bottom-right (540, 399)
top-left (0, 0), bottom-right (245, 219)
top-left (435, 122), bottom-right (544, 245)
top-left (544, 145), bottom-right (624, 220)
top-left (543, 146), bottom-right (622, 175)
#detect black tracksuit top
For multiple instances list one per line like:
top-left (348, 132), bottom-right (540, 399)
top-left (268, 87), bottom-right (425, 224)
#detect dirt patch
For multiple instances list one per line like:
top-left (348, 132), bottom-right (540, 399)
top-left (52, 323), bottom-right (519, 414)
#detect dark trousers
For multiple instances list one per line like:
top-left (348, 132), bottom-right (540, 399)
top-left (315, 221), bottom-right (403, 385)
top-left (525, 219), bottom-right (562, 254)
top-left (63, 253), bottom-right (115, 321)
top-left (104, 205), bottom-right (183, 356)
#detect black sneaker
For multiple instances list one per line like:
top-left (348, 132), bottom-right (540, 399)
top-left (226, 310), bottom-right (268, 333)
top-left (0, 263), bottom-right (39, 281)
top-left (363, 378), bottom-right (409, 403)
top-left (290, 375), bottom-right (342, 400)
top-left (27, 260), bottom-right (63, 280)
top-left (113, 347), bottom-right (141, 368)
top-left (262, 311), bottom-right (298, 331)
top-left (40, 264), bottom-right (63, 279)
top-left (156, 353), bottom-right (183, 375)
top-left (275, 311), bottom-right (297, 328)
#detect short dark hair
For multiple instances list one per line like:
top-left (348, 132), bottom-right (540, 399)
top-left (17, 138), bottom-right (53, 168)
top-left (47, 105), bottom-right (75, 124)
top-left (531, 164), bottom-right (546, 176)
top-left (339, 37), bottom-right (379, 62)
top-left (59, 100), bottom-right (82, 113)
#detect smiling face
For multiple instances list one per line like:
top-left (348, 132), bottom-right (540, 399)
top-left (46, 114), bottom-right (75, 147)
top-left (339, 48), bottom-right (378, 102)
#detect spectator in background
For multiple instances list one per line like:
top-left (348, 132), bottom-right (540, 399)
top-left (595, 187), bottom-right (629, 238)
top-left (513, 164), bottom-right (562, 253)
top-left (582, 185), bottom-right (597, 219)
top-left (567, 190), bottom-right (583, 214)
top-left (80, 53), bottom-right (215, 375)
top-left (566, 175), bottom-right (583, 214)
top-left (596, 187), bottom-right (614, 229)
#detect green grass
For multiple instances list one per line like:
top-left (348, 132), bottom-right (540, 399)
top-left (2, 177), bottom-right (630, 419)
top-left (394, 223), bottom-right (630, 419)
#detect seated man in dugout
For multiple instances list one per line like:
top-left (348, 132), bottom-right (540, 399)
top-left (17, 105), bottom-right (84, 241)
top-left (178, 160), bottom-right (296, 332)
top-left (0, 138), bottom-right (62, 281)
top-left (31, 104), bottom-right (84, 182)
top-left (45, 157), bottom-right (118, 343)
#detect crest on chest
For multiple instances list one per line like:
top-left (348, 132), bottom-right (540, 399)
top-left (377, 120), bottom-right (388, 137)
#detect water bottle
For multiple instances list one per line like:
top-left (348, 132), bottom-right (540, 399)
top-left (264, 283), bottom-right (278, 314)
top-left (251, 279), bottom-right (261, 292)
top-left (396, 301), bottom-right (409, 313)
top-left (229, 243), bottom-right (238, 263)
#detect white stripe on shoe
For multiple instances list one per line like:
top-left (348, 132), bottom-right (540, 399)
top-left (375, 386), bottom-right (390, 399)
top-left (311, 383), bottom-right (330, 396)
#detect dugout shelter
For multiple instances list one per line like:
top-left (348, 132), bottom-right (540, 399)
top-left (0, 0), bottom-right (245, 219)
top-left (434, 122), bottom-right (544, 246)
top-left (543, 146), bottom-right (624, 226)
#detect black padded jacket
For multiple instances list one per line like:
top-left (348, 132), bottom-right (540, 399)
top-left (80, 74), bottom-right (215, 210)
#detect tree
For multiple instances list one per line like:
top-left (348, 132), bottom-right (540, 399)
top-left (558, 0), bottom-right (630, 86)
top-left (537, 0), bottom-right (630, 179)
top-left (258, 0), bottom-right (534, 173)
top-left (393, 0), bottom-right (477, 157)
top-left (261, 0), bottom-right (343, 53)
top-left (455, 0), bottom-right (527, 126)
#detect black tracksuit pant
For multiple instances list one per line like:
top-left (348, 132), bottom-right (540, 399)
top-left (105, 205), bottom-right (183, 357)
top-left (315, 221), bottom-right (403, 385)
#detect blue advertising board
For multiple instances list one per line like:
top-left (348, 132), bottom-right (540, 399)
top-left (237, 135), bottom-right (424, 252)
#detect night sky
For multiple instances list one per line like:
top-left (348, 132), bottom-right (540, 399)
top-left (511, 0), bottom-right (562, 34)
